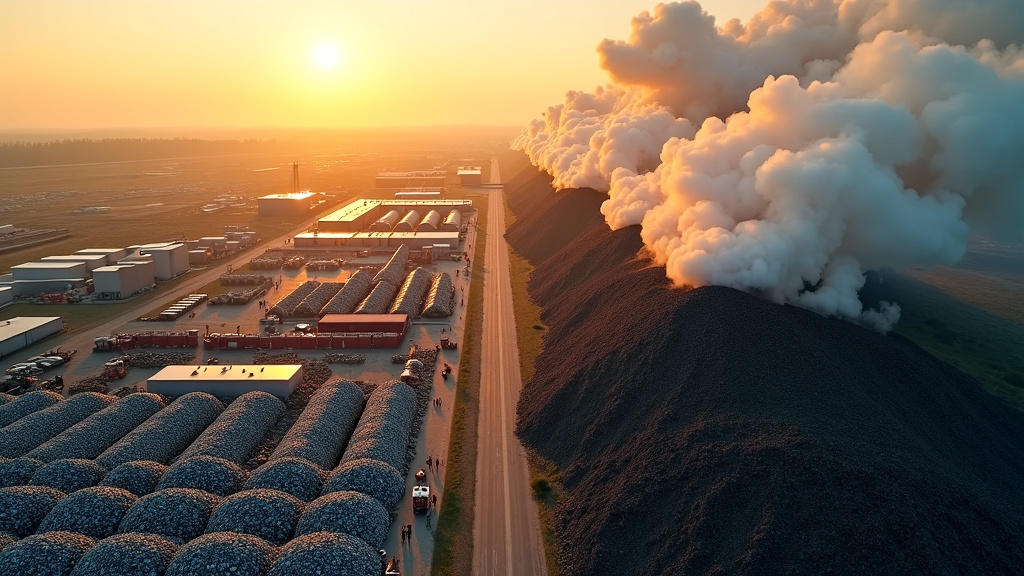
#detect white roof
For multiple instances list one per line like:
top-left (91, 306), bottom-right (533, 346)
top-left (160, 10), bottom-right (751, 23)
top-left (12, 262), bottom-right (85, 270)
top-left (149, 364), bottom-right (302, 382)
top-left (259, 192), bottom-right (315, 200)
top-left (0, 317), bottom-right (61, 341)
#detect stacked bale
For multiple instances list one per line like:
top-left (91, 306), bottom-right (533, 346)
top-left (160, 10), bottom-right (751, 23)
top-left (70, 533), bottom-right (177, 576)
top-left (389, 267), bottom-right (432, 316)
top-left (205, 488), bottom-right (304, 545)
top-left (292, 282), bottom-right (343, 318)
top-left (394, 209), bottom-right (420, 232)
top-left (338, 381), bottom-right (417, 471)
top-left (0, 533), bottom-right (15, 551)
top-left (244, 458), bottom-right (326, 503)
top-left (441, 208), bottom-right (462, 231)
top-left (0, 393), bottom-right (116, 458)
top-left (30, 459), bottom-right (106, 493)
top-left (417, 209), bottom-right (441, 232)
top-left (0, 457), bottom-right (45, 488)
top-left (267, 531), bottom-right (380, 576)
top-left (369, 210), bottom-right (401, 232)
top-left (156, 456), bottom-right (248, 498)
top-left (269, 281), bottom-right (320, 318)
top-left (371, 245), bottom-right (409, 286)
top-left (96, 393), bottom-right (224, 470)
top-left (0, 531), bottom-right (94, 576)
top-left (320, 269), bottom-right (373, 315)
top-left (354, 280), bottom-right (397, 314)
top-left (421, 272), bottom-right (455, 317)
top-left (100, 460), bottom-right (167, 497)
top-left (0, 391), bottom-right (63, 428)
top-left (321, 458), bottom-right (405, 510)
top-left (294, 490), bottom-right (389, 548)
top-left (164, 532), bottom-right (276, 576)
top-left (176, 392), bottom-right (285, 464)
top-left (35, 486), bottom-right (137, 539)
top-left (27, 394), bottom-right (167, 463)
top-left (267, 380), bottom-right (364, 469)
top-left (0, 486), bottom-right (65, 537)
top-left (118, 488), bottom-right (221, 544)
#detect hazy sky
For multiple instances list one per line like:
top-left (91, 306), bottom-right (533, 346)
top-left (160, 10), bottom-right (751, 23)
top-left (0, 0), bottom-right (766, 130)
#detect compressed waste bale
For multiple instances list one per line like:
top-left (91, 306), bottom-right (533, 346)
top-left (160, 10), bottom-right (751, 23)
top-left (0, 457), bottom-right (45, 488)
top-left (35, 486), bottom-right (137, 540)
top-left (321, 458), bottom-right (405, 510)
top-left (165, 532), bottom-right (276, 576)
top-left (294, 490), bottom-right (389, 548)
top-left (119, 488), bottom-right (221, 544)
top-left (176, 392), bottom-right (284, 464)
top-left (267, 531), bottom-right (380, 576)
top-left (339, 381), bottom-right (417, 471)
top-left (0, 531), bottom-right (94, 576)
top-left (421, 272), bottom-right (455, 317)
top-left (320, 269), bottom-right (373, 315)
top-left (100, 460), bottom-right (167, 497)
top-left (371, 244), bottom-right (409, 287)
top-left (0, 390), bottom-right (63, 428)
top-left (268, 380), bottom-right (364, 469)
top-left (354, 280), bottom-right (397, 314)
top-left (388, 267), bottom-right (432, 317)
top-left (69, 532), bottom-right (177, 576)
top-left (0, 486), bottom-right (66, 537)
top-left (206, 489), bottom-right (303, 545)
top-left (156, 456), bottom-right (248, 498)
top-left (269, 281), bottom-right (320, 318)
top-left (30, 459), bottom-right (106, 494)
top-left (0, 532), bottom-right (15, 551)
top-left (244, 457), bottom-right (326, 503)
top-left (27, 393), bottom-right (167, 463)
top-left (96, 392), bottom-right (224, 470)
top-left (0, 392), bottom-right (13, 406)
top-left (292, 282), bottom-right (343, 318)
top-left (0, 393), bottom-right (116, 458)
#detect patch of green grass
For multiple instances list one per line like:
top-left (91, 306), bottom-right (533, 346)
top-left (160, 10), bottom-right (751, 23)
top-left (526, 450), bottom-right (563, 576)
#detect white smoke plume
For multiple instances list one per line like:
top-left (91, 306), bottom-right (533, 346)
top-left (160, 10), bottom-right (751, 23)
top-left (513, 0), bottom-right (1024, 331)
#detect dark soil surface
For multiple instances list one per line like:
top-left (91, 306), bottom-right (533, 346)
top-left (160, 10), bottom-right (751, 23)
top-left (504, 158), bottom-right (1024, 575)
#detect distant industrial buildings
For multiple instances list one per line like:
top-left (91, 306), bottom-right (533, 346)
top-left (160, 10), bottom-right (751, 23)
top-left (375, 170), bottom-right (446, 190)
top-left (292, 198), bottom-right (470, 250)
top-left (258, 192), bottom-right (315, 217)
top-left (457, 166), bottom-right (482, 185)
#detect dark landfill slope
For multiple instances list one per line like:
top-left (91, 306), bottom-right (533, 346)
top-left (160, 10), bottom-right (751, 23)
top-left (503, 157), bottom-right (1024, 576)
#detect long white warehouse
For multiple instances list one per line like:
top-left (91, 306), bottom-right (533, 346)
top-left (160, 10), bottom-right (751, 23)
top-left (147, 364), bottom-right (303, 399)
top-left (0, 317), bottom-right (63, 357)
top-left (93, 264), bottom-right (155, 300)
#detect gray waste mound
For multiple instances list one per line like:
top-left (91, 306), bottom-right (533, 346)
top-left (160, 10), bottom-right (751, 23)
top-left (100, 460), bottom-right (167, 497)
top-left (205, 489), bottom-right (303, 545)
top-left (0, 532), bottom-right (15, 552)
top-left (30, 458), bottom-right (106, 493)
top-left (267, 531), bottom-right (380, 576)
top-left (156, 456), bottom-right (248, 498)
top-left (119, 488), bottom-right (221, 544)
top-left (0, 457), bottom-right (44, 488)
top-left (354, 280), bottom-right (397, 315)
top-left (96, 392), bottom-right (224, 470)
top-left (176, 392), bottom-right (284, 464)
top-left (0, 531), bottom-right (94, 576)
top-left (294, 490), bottom-right (389, 548)
top-left (0, 392), bottom-right (116, 458)
top-left (0, 392), bottom-right (12, 406)
top-left (0, 485), bottom-right (66, 537)
top-left (244, 458), bottom-right (326, 503)
top-left (293, 282), bottom-right (343, 318)
top-left (321, 458), bottom-right (405, 510)
top-left (27, 393), bottom-right (167, 463)
top-left (388, 267), bottom-right (431, 317)
top-left (269, 281), bottom-right (320, 318)
top-left (339, 381), bottom-right (417, 471)
top-left (35, 486), bottom-right (137, 540)
top-left (69, 532), bottom-right (177, 576)
top-left (371, 245), bottom-right (409, 287)
top-left (320, 269), bottom-right (373, 315)
top-left (269, 380), bottom-right (364, 469)
top-left (421, 272), bottom-right (455, 317)
top-left (0, 390), bottom-right (63, 428)
top-left (165, 532), bottom-right (276, 576)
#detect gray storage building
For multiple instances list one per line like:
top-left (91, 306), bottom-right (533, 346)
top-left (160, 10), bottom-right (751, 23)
top-left (0, 317), bottom-right (63, 357)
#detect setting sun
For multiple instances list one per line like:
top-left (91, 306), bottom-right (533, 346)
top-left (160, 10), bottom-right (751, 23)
top-left (312, 43), bottom-right (340, 69)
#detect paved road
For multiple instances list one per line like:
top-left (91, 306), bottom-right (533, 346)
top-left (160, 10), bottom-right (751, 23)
top-left (473, 161), bottom-right (548, 576)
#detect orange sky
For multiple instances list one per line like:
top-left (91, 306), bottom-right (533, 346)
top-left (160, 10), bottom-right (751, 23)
top-left (0, 1), bottom-right (766, 130)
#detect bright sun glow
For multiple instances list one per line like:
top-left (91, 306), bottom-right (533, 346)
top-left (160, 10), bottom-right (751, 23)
top-left (313, 43), bottom-right (341, 69)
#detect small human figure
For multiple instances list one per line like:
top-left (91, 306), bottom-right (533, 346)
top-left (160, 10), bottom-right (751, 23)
top-left (431, 494), bottom-right (437, 508)
top-left (401, 528), bottom-right (406, 543)
top-left (427, 456), bottom-right (433, 471)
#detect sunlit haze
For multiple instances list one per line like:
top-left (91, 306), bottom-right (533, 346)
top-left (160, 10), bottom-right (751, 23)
top-left (0, 0), bottom-right (765, 130)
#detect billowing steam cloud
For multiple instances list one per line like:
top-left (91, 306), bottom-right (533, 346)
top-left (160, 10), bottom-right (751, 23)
top-left (513, 0), bottom-right (1024, 331)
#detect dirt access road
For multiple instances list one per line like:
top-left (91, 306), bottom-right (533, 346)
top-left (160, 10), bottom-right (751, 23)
top-left (473, 160), bottom-right (548, 576)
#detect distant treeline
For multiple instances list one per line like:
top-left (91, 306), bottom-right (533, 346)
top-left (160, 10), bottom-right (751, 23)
top-left (0, 138), bottom-right (287, 168)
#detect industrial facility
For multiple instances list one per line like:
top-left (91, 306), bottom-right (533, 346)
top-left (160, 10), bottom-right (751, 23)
top-left (375, 169), bottom-right (446, 189)
top-left (147, 364), bottom-right (304, 399)
top-left (0, 316), bottom-right (63, 357)
top-left (292, 198), bottom-right (469, 250)
top-left (258, 192), bottom-right (315, 217)
top-left (457, 166), bottom-right (482, 185)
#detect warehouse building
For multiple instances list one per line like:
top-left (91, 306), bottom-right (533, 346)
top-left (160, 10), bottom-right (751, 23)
top-left (316, 200), bottom-right (382, 232)
top-left (457, 166), bottom-right (482, 185)
top-left (93, 264), bottom-right (155, 300)
top-left (40, 253), bottom-right (109, 272)
top-left (258, 192), bottom-right (314, 217)
top-left (441, 209), bottom-right (461, 232)
top-left (0, 316), bottom-right (63, 357)
top-left (75, 248), bottom-right (128, 266)
top-left (0, 286), bottom-right (11, 307)
top-left (369, 210), bottom-right (402, 232)
top-left (12, 261), bottom-right (88, 281)
top-left (394, 188), bottom-right (443, 199)
top-left (148, 364), bottom-right (303, 399)
top-left (394, 210), bottom-right (420, 232)
top-left (375, 170), bottom-right (446, 189)
top-left (140, 243), bottom-right (189, 280)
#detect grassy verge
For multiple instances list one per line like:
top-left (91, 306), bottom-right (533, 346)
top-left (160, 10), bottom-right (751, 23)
top-left (526, 450), bottom-right (564, 576)
top-left (433, 195), bottom-right (488, 576)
